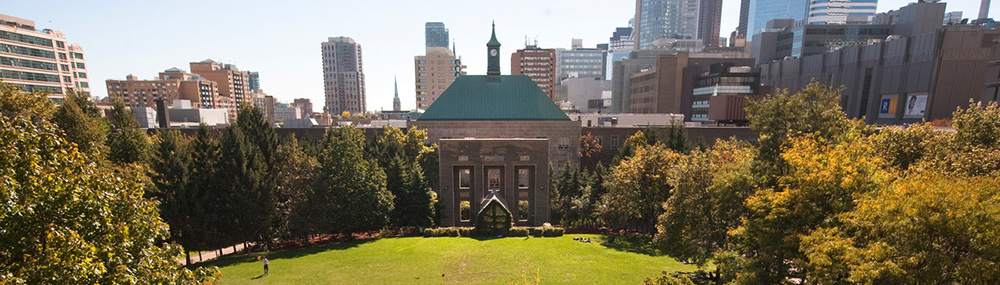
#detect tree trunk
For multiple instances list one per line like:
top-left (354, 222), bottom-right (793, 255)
top-left (185, 250), bottom-right (191, 266)
top-left (198, 251), bottom-right (203, 262)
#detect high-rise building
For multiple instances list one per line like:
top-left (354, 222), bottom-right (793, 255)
top-left (806, 0), bottom-right (878, 25)
top-left (292, 98), bottom-right (313, 118)
top-left (105, 68), bottom-right (226, 110)
top-left (511, 46), bottom-right (557, 100)
top-left (556, 40), bottom-right (606, 81)
top-left (746, 0), bottom-right (808, 37)
top-left (189, 59), bottom-right (252, 109)
top-left (746, 0), bottom-right (877, 38)
top-left (1, 14), bottom-right (90, 102)
top-left (635, 0), bottom-right (701, 50)
top-left (698, 0), bottom-right (724, 47)
top-left (737, 0), bottom-right (750, 36)
top-left (609, 25), bottom-right (634, 51)
top-left (426, 22), bottom-right (449, 48)
top-left (321, 36), bottom-right (366, 115)
top-left (248, 71), bottom-right (260, 91)
top-left (414, 46), bottom-right (465, 110)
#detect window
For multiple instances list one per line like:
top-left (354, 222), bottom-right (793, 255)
top-left (458, 168), bottom-right (471, 189)
top-left (61, 64), bottom-right (69, 71)
top-left (558, 137), bottom-right (570, 150)
top-left (518, 168), bottom-right (529, 189)
top-left (75, 62), bottom-right (85, 69)
top-left (76, 72), bottom-right (86, 79)
top-left (460, 201), bottom-right (471, 222)
top-left (518, 201), bottom-right (529, 221)
top-left (74, 53), bottom-right (83, 59)
top-left (59, 53), bottom-right (67, 60)
top-left (611, 136), bottom-right (620, 148)
top-left (487, 168), bottom-right (501, 190)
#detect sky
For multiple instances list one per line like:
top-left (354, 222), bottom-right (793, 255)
top-left (2, 0), bottom-right (995, 113)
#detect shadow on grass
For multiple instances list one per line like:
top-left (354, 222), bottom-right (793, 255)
top-left (599, 234), bottom-right (660, 256)
top-left (190, 238), bottom-right (378, 269)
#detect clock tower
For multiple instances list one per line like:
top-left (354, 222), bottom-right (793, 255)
top-left (486, 21), bottom-right (501, 76)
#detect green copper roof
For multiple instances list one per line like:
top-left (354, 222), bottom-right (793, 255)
top-left (418, 75), bottom-right (569, 121)
top-left (487, 22), bottom-right (501, 47)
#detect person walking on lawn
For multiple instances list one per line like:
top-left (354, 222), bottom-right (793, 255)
top-left (258, 256), bottom-right (269, 275)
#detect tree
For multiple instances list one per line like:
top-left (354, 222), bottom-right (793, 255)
top-left (746, 81), bottom-right (853, 181)
top-left (106, 97), bottom-right (153, 165)
top-left (800, 175), bottom-right (1000, 284)
top-left (0, 82), bottom-right (54, 121)
top-left (273, 135), bottom-right (320, 239)
top-left (656, 139), bottom-right (756, 270)
top-left (317, 126), bottom-right (394, 234)
top-left (214, 122), bottom-right (274, 245)
top-left (149, 130), bottom-right (196, 264)
top-left (0, 109), bottom-right (217, 283)
top-left (187, 125), bottom-right (222, 249)
top-left (388, 157), bottom-right (437, 227)
top-left (52, 91), bottom-right (108, 155)
top-left (613, 128), bottom-right (659, 164)
top-left (601, 144), bottom-right (683, 230)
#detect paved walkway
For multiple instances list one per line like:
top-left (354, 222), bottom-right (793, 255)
top-left (178, 242), bottom-right (253, 265)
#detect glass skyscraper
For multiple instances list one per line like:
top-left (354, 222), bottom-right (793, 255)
top-left (746, 0), bottom-right (878, 37)
top-left (425, 22), bottom-right (449, 48)
top-left (746, 0), bottom-right (808, 37)
top-left (635, 0), bottom-right (701, 50)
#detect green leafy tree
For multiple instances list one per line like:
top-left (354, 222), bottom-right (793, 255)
top-left (106, 97), bottom-right (153, 165)
top-left (317, 126), bottom-right (394, 234)
top-left (0, 82), bottom-right (55, 120)
top-left (601, 144), bottom-right (683, 230)
top-left (656, 139), bottom-right (756, 271)
top-left (613, 128), bottom-right (659, 164)
top-left (52, 91), bottom-right (108, 155)
top-left (0, 109), bottom-right (218, 283)
top-left (746, 81), bottom-right (853, 181)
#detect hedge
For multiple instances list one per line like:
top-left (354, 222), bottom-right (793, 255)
top-left (421, 226), bottom-right (563, 238)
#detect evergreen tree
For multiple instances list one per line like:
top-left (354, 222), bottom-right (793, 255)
top-left (149, 130), bottom-right (197, 264)
top-left (188, 125), bottom-right (222, 249)
top-left (106, 97), bottom-right (153, 164)
top-left (216, 123), bottom-right (273, 245)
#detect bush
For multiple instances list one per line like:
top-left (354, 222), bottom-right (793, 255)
top-left (508, 227), bottom-right (529, 237)
top-left (542, 227), bottom-right (564, 237)
top-left (529, 227), bottom-right (543, 237)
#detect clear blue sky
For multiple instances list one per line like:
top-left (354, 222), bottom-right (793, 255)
top-left (1, 0), bottom-right (993, 112)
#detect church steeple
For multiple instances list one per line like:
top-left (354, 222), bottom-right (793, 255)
top-left (392, 76), bottom-right (401, 111)
top-left (487, 21), bottom-right (501, 76)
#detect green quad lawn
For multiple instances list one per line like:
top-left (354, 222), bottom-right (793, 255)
top-left (198, 234), bottom-right (698, 284)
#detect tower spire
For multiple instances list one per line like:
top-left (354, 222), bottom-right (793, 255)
top-left (487, 21), bottom-right (501, 76)
top-left (392, 75), bottom-right (401, 111)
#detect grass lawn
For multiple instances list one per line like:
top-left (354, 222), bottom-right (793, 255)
top-left (198, 234), bottom-right (699, 284)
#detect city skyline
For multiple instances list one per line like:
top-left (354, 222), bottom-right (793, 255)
top-left (1, 0), bottom-right (994, 112)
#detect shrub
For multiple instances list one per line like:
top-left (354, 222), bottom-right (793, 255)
top-left (508, 227), bottom-right (529, 237)
top-left (542, 227), bottom-right (564, 237)
top-left (458, 228), bottom-right (475, 237)
top-left (529, 227), bottom-right (544, 237)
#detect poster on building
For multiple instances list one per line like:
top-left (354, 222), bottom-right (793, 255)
top-left (904, 94), bottom-right (927, 119)
top-left (879, 94), bottom-right (897, 119)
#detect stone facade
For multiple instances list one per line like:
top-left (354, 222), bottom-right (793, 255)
top-left (438, 139), bottom-right (550, 227)
top-left (411, 120), bottom-right (581, 169)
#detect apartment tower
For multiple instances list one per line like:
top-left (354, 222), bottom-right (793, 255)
top-left (415, 22), bottom-right (465, 110)
top-left (105, 68), bottom-right (225, 110)
top-left (321, 37), bottom-right (366, 115)
top-left (0, 14), bottom-right (90, 101)
top-left (511, 46), bottom-right (557, 100)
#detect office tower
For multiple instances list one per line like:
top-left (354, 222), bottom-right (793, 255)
top-left (0, 14), bottom-right (90, 101)
top-left (105, 68), bottom-right (226, 110)
top-left (415, 45), bottom-right (465, 110)
top-left (321, 36), bottom-right (366, 115)
top-left (556, 39), bottom-right (606, 81)
top-left (738, 0), bottom-right (750, 36)
top-left (248, 71), bottom-right (260, 91)
top-left (426, 22), bottom-right (449, 48)
top-left (292, 98), bottom-right (313, 118)
top-left (511, 45), bottom-right (557, 100)
top-left (634, 0), bottom-right (701, 50)
top-left (746, 0), bottom-right (808, 37)
top-left (807, 0), bottom-right (878, 25)
top-left (981, 0), bottom-right (991, 20)
top-left (698, 0), bottom-right (724, 47)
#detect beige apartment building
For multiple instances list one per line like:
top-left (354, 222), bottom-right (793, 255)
top-left (190, 59), bottom-right (253, 108)
top-left (321, 37), bottom-right (366, 115)
top-left (105, 68), bottom-right (226, 111)
top-left (414, 46), bottom-right (466, 110)
top-left (511, 46), bottom-right (557, 100)
top-left (1, 14), bottom-right (90, 102)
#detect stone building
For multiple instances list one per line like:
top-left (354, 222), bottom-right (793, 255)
top-left (413, 24), bottom-right (580, 227)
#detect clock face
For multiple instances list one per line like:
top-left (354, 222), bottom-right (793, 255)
top-left (490, 49), bottom-right (498, 56)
